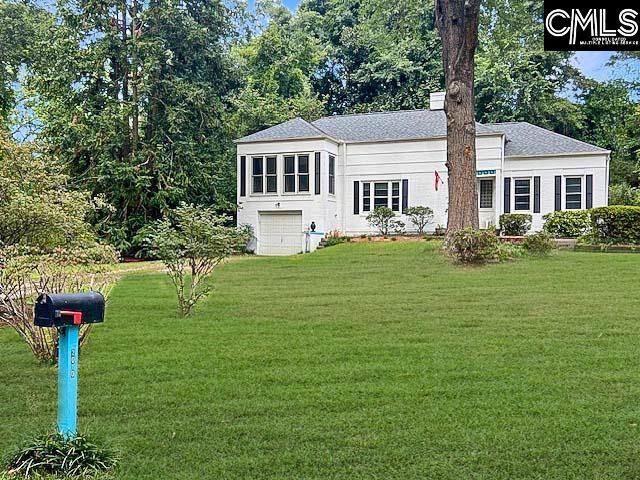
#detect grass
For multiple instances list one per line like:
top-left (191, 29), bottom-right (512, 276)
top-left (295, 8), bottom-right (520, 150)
top-left (2, 242), bottom-right (640, 479)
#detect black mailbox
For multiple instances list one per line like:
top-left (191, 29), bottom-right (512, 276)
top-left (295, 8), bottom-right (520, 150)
top-left (34, 292), bottom-right (105, 327)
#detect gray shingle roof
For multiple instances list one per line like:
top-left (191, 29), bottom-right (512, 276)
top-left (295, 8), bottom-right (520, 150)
top-left (236, 110), bottom-right (608, 156)
top-left (486, 122), bottom-right (608, 156)
top-left (236, 117), bottom-right (328, 143)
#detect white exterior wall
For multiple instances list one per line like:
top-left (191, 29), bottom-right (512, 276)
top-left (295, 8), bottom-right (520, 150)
top-left (237, 138), bottom-right (339, 255)
top-left (237, 135), bottom-right (609, 255)
top-left (341, 135), bottom-right (503, 235)
top-left (503, 153), bottom-right (609, 231)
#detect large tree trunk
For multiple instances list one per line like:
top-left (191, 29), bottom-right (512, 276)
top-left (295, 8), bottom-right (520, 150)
top-left (436, 0), bottom-right (481, 236)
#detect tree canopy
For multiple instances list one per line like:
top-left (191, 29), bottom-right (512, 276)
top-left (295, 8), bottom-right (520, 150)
top-left (1, 0), bottom-right (638, 251)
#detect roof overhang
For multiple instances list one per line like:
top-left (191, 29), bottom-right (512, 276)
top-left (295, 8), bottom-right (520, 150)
top-left (505, 150), bottom-right (611, 159)
top-left (234, 135), bottom-right (341, 145)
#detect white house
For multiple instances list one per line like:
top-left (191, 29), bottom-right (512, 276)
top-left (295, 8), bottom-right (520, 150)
top-left (235, 92), bottom-right (610, 255)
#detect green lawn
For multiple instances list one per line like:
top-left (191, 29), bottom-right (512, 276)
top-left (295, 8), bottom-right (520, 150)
top-left (2, 242), bottom-right (640, 479)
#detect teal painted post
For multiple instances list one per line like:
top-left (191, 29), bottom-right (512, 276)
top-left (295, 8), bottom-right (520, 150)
top-left (58, 325), bottom-right (79, 439)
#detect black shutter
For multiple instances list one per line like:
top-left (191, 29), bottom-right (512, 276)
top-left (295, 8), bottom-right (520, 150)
top-left (353, 181), bottom-right (359, 215)
top-left (503, 177), bottom-right (511, 213)
top-left (402, 179), bottom-right (409, 213)
top-left (555, 176), bottom-right (562, 211)
top-left (533, 176), bottom-right (541, 213)
top-left (586, 174), bottom-right (593, 209)
top-left (240, 156), bottom-right (246, 197)
top-left (314, 152), bottom-right (321, 195)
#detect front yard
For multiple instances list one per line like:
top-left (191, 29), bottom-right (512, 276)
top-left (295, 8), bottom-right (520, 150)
top-left (2, 242), bottom-right (640, 479)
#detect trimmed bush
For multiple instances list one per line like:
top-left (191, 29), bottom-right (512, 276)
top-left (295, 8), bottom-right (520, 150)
top-left (590, 206), bottom-right (640, 244)
top-left (447, 228), bottom-right (499, 264)
top-left (542, 210), bottom-right (591, 238)
top-left (499, 213), bottom-right (532, 236)
top-left (404, 206), bottom-right (434, 234)
top-left (366, 207), bottom-right (395, 235)
top-left (523, 231), bottom-right (556, 255)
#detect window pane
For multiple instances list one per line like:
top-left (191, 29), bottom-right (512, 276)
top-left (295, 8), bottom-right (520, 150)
top-left (284, 174), bottom-right (295, 192)
top-left (514, 179), bottom-right (530, 195)
top-left (363, 182), bottom-right (370, 196)
top-left (253, 176), bottom-right (263, 193)
top-left (392, 198), bottom-right (400, 211)
top-left (298, 174), bottom-right (309, 192)
top-left (266, 157), bottom-right (277, 175)
top-left (514, 196), bottom-right (530, 211)
top-left (374, 183), bottom-right (388, 196)
top-left (392, 182), bottom-right (400, 197)
top-left (329, 156), bottom-right (335, 175)
top-left (480, 179), bottom-right (493, 208)
top-left (284, 156), bottom-right (295, 174)
top-left (363, 198), bottom-right (370, 212)
top-left (253, 157), bottom-right (263, 175)
top-left (329, 177), bottom-right (335, 194)
top-left (566, 194), bottom-right (581, 209)
top-left (566, 177), bottom-right (581, 193)
top-left (374, 197), bottom-right (388, 209)
top-left (266, 175), bottom-right (277, 193)
top-left (298, 155), bottom-right (309, 174)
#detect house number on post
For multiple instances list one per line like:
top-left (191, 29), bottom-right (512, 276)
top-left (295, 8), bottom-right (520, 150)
top-left (34, 292), bottom-right (105, 439)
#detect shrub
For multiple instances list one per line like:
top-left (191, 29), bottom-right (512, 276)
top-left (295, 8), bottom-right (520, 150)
top-left (139, 204), bottom-right (251, 316)
top-left (446, 228), bottom-right (499, 264)
top-left (523, 231), bottom-right (556, 255)
top-left (323, 230), bottom-right (349, 248)
top-left (404, 206), bottom-right (434, 234)
top-left (391, 220), bottom-right (405, 235)
top-left (499, 213), bottom-right (532, 236)
top-left (366, 207), bottom-right (395, 235)
top-left (609, 183), bottom-right (640, 206)
top-left (589, 206), bottom-right (640, 244)
top-left (0, 244), bottom-right (118, 363)
top-left (4, 433), bottom-right (117, 478)
top-left (542, 210), bottom-right (591, 238)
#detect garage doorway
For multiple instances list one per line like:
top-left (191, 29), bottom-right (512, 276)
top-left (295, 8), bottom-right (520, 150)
top-left (258, 212), bottom-right (303, 256)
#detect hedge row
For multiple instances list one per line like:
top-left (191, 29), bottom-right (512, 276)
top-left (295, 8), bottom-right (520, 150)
top-left (590, 206), bottom-right (640, 245)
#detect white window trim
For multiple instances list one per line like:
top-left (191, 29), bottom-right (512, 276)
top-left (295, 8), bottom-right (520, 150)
top-left (360, 180), bottom-right (402, 215)
top-left (282, 152), bottom-right (313, 195)
top-left (328, 154), bottom-right (336, 196)
top-left (564, 175), bottom-right (584, 210)
top-left (250, 155), bottom-right (278, 196)
top-left (512, 177), bottom-right (533, 213)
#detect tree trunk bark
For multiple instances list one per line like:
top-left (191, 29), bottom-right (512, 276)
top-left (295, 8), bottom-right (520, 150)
top-left (435, 0), bottom-right (481, 237)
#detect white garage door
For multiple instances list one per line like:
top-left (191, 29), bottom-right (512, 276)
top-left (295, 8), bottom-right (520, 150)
top-left (259, 212), bottom-right (303, 256)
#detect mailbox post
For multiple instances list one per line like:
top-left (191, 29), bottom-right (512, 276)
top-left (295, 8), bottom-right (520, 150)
top-left (34, 292), bottom-right (105, 439)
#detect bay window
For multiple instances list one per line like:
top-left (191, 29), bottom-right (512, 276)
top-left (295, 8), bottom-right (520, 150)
top-left (284, 154), bottom-right (310, 193)
top-left (252, 156), bottom-right (277, 194)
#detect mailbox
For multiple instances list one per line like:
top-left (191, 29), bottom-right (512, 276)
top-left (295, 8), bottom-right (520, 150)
top-left (34, 292), bottom-right (105, 327)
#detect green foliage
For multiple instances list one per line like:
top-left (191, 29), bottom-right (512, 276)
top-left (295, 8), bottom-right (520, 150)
top-left (542, 210), bottom-right (592, 238)
top-left (609, 183), bottom-right (640, 206)
top-left (366, 207), bottom-right (396, 235)
top-left (0, 134), bottom-right (104, 251)
top-left (499, 213), bottom-right (532, 236)
top-left (404, 206), bottom-right (434, 234)
top-left (446, 228), bottom-right (499, 264)
top-left (4, 433), bottom-right (117, 479)
top-left (589, 206), bottom-right (640, 245)
top-left (25, 0), bottom-right (243, 251)
top-left (522, 231), bottom-right (555, 255)
top-left (139, 204), bottom-right (250, 316)
top-left (323, 230), bottom-right (349, 248)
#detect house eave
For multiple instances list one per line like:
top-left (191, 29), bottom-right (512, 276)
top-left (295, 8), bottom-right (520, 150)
top-left (505, 150), bottom-right (611, 159)
top-left (234, 135), bottom-right (341, 145)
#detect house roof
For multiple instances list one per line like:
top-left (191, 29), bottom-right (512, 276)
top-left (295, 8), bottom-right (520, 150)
top-left (486, 121), bottom-right (609, 156)
top-left (236, 110), bottom-right (609, 157)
